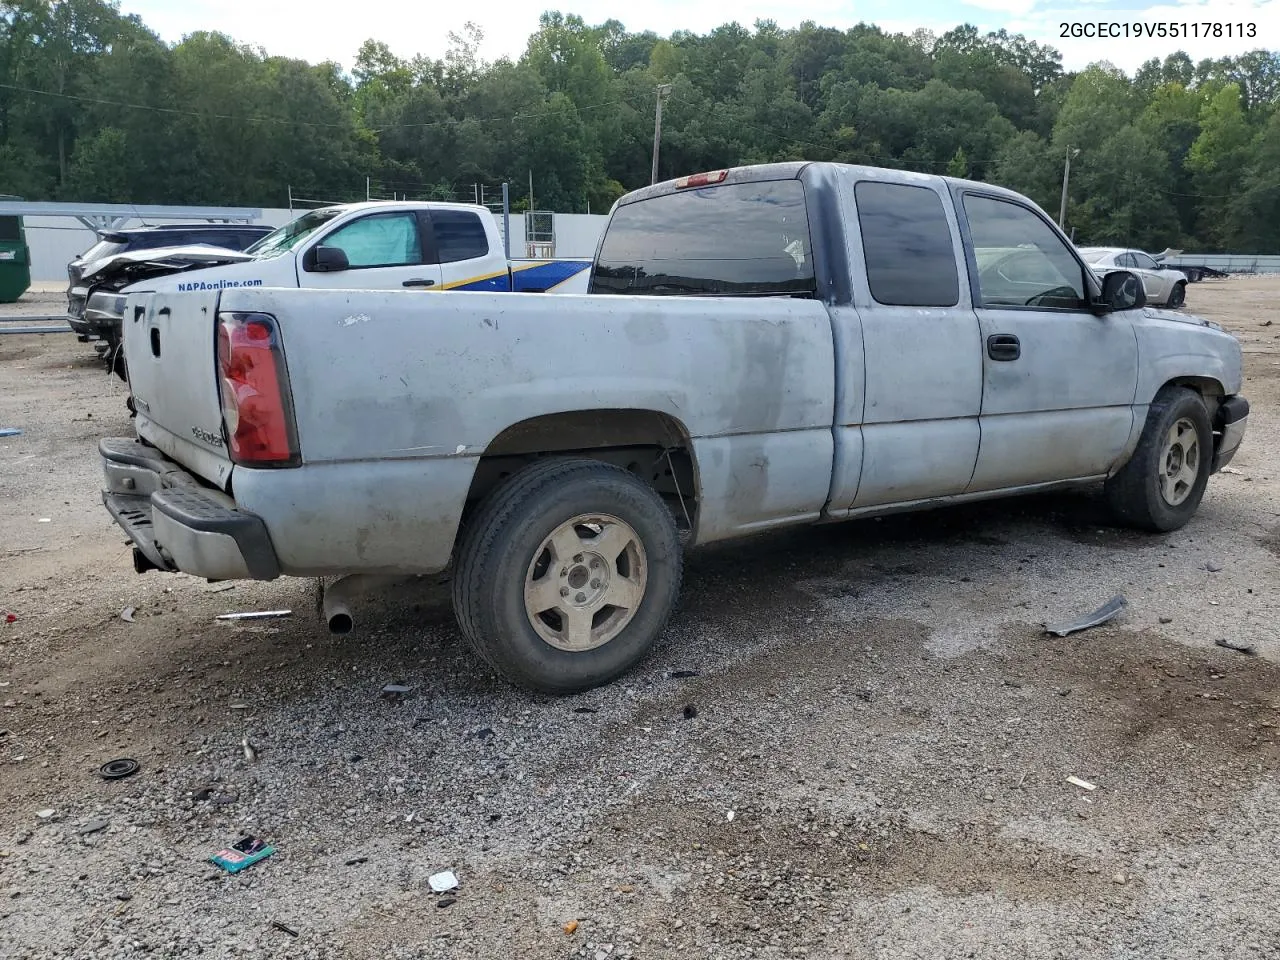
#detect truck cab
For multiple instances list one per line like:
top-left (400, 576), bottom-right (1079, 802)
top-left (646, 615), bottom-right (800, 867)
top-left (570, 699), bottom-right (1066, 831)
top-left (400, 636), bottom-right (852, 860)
top-left (148, 201), bottom-right (590, 295)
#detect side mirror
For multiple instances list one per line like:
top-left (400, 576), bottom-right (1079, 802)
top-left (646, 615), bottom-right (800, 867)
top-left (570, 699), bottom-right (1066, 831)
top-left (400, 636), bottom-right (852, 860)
top-left (309, 246), bottom-right (349, 272)
top-left (1096, 269), bottom-right (1146, 313)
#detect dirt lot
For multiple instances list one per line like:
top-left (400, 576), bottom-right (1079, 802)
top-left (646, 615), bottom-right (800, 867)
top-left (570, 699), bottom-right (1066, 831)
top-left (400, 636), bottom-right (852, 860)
top-left (2, 279), bottom-right (1279, 960)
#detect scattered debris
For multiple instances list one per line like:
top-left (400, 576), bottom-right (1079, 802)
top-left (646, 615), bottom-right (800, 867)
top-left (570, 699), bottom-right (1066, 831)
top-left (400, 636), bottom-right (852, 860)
top-left (726, 810), bottom-right (735, 822)
top-left (1214, 638), bottom-right (1257, 656)
top-left (1262, 320), bottom-right (1274, 326)
top-left (115, 892), bottom-right (132, 902)
top-left (1159, 616), bottom-right (1174, 625)
top-left (469, 727), bottom-right (495, 740)
top-left (572, 706), bottom-right (598, 714)
top-left (1205, 561), bottom-right (1223, 573)
top-left (670, 669), bottom-right (701, 679)
top-left (241, 737), bottom-right (258, 763)
top-left (192, 785), bottom-right (217, 802)
top-left (271, 921), bottom-right (299, 937)
top-left (203, 582), bottom-right (236, 593)
top-left (437, 896), bottom-right (457, 909)
top-left (1043, 595), bottom-right (1127, 637)
top-left (563, 920), bottom-right (580, 935)
top-left (215, 610), bottom-right (292, 621)
top-left (1066, 776), bottom-right (1098, 791)
top-left (380, 684), bottom-right (412, 699)
top-left (77, 820), bottom-right (109, 836)
top-left (3, 612), bottom-right (15, 624)
top-left (120, 607), bottom-right (136, 623)
top-left (229, 703), bottom-right (249, 711)
top-left (0, 427), bottom-right (22, 437)
top-left (1112, 872), bottom-right (1128, 884)
top-left (1220, 466), bottom-right (1245, 475)
top-left (428, 870), bottom-right (459, 893)
top-left (344, 856), bottom-right (368, 866)
top-left (210, 835), bottom-right (275, 873)
top-left (618, 884), bottom-right (635, 893)
top-left (99, 758), bottom-right (140, 781)
top-left (681, 704), bottom-right (698, 720)
top-left (35, 808), bottom-right (55, 819)
top-left (37, 518), bottom-right (50, 523)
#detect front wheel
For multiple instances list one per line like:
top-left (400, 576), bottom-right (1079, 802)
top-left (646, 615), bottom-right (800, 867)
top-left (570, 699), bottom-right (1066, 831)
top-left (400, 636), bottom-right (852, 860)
top-left (1105, 386), bottom-right (1211, 531)
top-left (452, 458), bottom-right (682, 694)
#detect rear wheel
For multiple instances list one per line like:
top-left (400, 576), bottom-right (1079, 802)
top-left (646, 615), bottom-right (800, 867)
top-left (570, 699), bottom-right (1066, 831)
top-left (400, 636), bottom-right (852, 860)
top-left (1167, 282), bottom-right (1186, 308)
top-left (1105, 386), bottom-right (1211, 531)
top-left (452, 458), bottom-right (682, 693)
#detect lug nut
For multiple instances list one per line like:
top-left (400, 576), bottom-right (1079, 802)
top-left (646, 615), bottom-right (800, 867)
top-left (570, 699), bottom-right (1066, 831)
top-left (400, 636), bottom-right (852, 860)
top-left (590, 558), bottom-right (601, 568)
top-left (575, 592), bottom-right (586, 603)
top-left (590, 579), bottom-right (601, 589)
top-left (560, 587), bottom-right (570, 597)
top-left (574, 554), bottom-right (584, 563)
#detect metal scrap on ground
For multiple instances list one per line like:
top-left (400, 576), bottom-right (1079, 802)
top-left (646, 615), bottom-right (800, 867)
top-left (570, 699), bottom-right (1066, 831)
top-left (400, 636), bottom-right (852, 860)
top-left (1043, 595), bottom-right (1128, 637)
top-left (1214, 637), bottom-right (1257, 655)
top-left (215, 610), bottom-right (292, 621)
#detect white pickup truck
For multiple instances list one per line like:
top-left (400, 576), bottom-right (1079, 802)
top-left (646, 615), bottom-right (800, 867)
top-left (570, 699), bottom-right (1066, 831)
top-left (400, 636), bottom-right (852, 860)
top-left (99, 162), bottom-right (1249, 694)
top-left (77, 201), bottom-right (591, 373)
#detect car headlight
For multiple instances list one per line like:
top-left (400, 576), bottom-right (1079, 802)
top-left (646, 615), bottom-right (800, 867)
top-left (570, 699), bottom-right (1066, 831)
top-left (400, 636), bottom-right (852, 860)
top-left (84, 291), bottom-right (129, 320)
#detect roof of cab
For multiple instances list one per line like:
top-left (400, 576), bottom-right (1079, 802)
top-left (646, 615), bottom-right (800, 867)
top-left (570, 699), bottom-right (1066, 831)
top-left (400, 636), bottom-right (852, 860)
top-left (615, 161), bottom-right (1037, 210)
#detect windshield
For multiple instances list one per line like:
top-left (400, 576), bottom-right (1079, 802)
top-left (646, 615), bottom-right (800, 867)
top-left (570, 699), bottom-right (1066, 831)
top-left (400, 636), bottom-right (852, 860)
top-left (245, 208), bottom-right (343, 258)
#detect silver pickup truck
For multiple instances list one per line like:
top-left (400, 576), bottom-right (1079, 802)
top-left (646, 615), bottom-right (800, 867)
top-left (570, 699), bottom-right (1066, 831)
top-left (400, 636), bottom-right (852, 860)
top-left (100, 162), bottom-right (1249, 693)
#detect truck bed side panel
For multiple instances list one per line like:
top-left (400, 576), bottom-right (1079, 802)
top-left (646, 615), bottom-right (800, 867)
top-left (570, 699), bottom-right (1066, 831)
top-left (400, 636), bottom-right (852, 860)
top-left (216, 287), bottom-right (837, 573)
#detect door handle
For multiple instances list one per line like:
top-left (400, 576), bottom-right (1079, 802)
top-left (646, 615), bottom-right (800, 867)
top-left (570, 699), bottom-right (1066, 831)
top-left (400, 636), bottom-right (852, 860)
top-left (402, 278), bottom-right (436, 288)
top-left (987, 333), bottom-right (1021, 361)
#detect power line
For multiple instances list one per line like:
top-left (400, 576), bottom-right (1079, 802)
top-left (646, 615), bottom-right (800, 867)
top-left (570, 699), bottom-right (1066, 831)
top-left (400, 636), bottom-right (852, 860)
top-left (0, 81), bottom-right (654, 133)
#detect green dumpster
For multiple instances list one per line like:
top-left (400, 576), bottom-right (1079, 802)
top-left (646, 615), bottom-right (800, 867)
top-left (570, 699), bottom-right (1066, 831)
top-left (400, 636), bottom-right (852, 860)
top-left (0, 195), bottom-right (31, 303)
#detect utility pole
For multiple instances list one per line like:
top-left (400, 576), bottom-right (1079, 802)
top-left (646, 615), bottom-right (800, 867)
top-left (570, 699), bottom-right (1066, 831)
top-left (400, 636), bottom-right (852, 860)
top-left (1058, 146), bottom-right (1080, 229)
top-left (651, 83), bottom-right (673, 185)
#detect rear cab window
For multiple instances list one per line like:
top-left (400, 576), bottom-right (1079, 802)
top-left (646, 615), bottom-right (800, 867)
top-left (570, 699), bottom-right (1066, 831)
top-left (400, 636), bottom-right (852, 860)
top-left (590, 180), bottom-right (816, 297)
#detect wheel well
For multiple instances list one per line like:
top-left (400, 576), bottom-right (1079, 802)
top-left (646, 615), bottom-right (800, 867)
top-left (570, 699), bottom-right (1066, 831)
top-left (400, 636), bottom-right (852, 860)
top-left (1164, 376), bottom-right (1224, 398)
top-left (1163, 377), bottom-right (1225, 422)
top-left (463, 410), bottom-right (699, 533)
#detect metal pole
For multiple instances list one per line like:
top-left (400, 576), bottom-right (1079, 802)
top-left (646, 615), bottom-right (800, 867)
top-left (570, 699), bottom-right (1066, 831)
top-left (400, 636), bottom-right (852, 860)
top-left (528, 170), bottom-right (534, 213)
top-left (502, 182), bottom-right (510, 260)
top-left (288, 185), bottom-right (293, 214)
top-left (651, 84), bottom-right (672, 186)
top-left (1058, 147), bottom-right (1072, 228)
top-left (366, 176), bottom-right (370, 201)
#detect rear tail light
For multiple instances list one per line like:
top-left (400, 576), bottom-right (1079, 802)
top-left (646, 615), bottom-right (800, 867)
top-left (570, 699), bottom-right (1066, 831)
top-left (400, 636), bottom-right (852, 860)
top-left (215, 311), bottom-right (299, 467)
top-left (674, 169), bottom-right (729, 189)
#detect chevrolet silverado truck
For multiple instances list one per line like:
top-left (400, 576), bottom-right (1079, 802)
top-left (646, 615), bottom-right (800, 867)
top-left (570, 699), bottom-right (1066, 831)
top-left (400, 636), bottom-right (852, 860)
top-left (74, 200), bottom-right (591, 376)
top-left (99, 162), bottom-right (1249, 694)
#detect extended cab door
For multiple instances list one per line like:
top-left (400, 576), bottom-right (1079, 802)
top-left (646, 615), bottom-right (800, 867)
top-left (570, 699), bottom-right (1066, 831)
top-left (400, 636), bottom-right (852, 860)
top-left (955, 190), bottom-right (1138, 491)
top-left (430, 209), bottom-right (512, 291)
top-left (297, 210), bottom-right (443, 291)
top-left (829, 170), bottom-right (982, 511)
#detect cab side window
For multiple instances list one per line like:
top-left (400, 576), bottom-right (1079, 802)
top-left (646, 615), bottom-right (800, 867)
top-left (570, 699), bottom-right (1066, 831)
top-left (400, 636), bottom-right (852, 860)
top-left (854, 181), bottom-right (959, 307)
top-left (964, 195), bottom-right (1087, 309)
top-left (430, 211), bottom-right (489, 264)
top-left (1132, 252), bottom-right (1158, 270)
top-left (319, 213), bottom-right (423, 268)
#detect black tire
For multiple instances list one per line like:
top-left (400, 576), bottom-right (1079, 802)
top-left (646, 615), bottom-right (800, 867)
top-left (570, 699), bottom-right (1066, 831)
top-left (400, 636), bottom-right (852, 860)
top-left (1167, 282), bottom-right (1186, 308)
top-left (1105, 386), bottom-right (1212, 532)
top-left (452, 457), bottom-right (682, 694)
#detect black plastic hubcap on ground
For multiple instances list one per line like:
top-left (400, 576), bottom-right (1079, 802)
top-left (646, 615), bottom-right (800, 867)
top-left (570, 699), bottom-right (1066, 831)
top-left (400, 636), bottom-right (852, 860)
top-left (99, 758), bottom-right (140, 780)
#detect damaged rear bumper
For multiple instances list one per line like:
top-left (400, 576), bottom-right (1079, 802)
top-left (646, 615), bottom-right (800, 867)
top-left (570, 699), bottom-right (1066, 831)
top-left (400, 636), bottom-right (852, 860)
top-left (100, 437), bottom-right (280, 581)
top-left (1212, 395), bottom-right (1249, 473)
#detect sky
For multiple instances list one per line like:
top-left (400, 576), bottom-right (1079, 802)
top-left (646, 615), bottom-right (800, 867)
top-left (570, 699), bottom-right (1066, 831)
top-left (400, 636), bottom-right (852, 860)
top-left (117, 0), bottom-right (1277, 75)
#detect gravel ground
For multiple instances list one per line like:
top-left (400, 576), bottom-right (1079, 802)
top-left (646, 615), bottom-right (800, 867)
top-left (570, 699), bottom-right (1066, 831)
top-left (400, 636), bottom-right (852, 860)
top-left (1, 278), bottom-right (1279, 960)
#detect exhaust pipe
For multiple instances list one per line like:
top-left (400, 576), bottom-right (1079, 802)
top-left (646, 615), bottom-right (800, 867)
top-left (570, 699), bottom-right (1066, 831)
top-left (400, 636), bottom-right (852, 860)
top-left (321, 575), bottom-right (404, 635)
